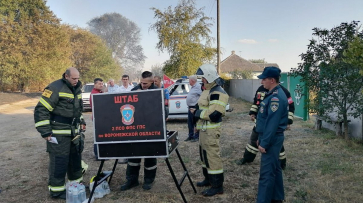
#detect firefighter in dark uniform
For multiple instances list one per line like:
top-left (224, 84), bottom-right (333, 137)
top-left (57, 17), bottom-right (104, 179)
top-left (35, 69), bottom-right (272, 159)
top-left (34, 67), bottom-right (86, 199)
top-left (236, 75), bottom-right (295, 169)
top-left (120, 71), bottom-right (164, 191)
top-left (255, 67), bottom-right (288, 203)
top-left (190, 64), bottom-right (229, 197)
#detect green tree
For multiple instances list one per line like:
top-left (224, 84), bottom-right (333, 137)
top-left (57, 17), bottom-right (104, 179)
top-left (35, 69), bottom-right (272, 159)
top-left (229, 70), bottom-right (253, 79)
top-left (87, 13), bottom-right (145, 79)
top-left (150, 0), bottom-right (216, 78)
top-left (0, 0), bottom-right (72, 91)
top-left (151, 63), bottom-right (164, 77)
top-left (291, 21), bottom-right (363, 139)
top-left (344, 36), bottom-right (363, 76)
top-left (67, 26), bottom-right (121, 83)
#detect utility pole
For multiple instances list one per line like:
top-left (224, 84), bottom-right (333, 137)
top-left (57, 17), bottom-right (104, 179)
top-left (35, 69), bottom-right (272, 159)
top-left (217, 0), bottom-right (220, 74)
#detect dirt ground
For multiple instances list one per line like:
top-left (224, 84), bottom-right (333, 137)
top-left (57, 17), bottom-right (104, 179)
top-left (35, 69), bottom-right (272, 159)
top-left (1, 93), bottom-right (363, 203)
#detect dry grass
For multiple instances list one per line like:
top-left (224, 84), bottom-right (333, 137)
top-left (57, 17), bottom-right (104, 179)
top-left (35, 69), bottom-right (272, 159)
top-left (1, 97), bottom-right (363, 202)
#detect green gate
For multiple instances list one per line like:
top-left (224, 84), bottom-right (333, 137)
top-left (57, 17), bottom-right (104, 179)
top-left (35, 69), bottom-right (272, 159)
top-left (280, 73), bottom-right (309, 121)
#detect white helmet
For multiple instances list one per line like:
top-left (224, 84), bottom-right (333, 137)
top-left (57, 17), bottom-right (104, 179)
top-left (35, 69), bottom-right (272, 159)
top-left (196, 64), bottom-right (219, 83)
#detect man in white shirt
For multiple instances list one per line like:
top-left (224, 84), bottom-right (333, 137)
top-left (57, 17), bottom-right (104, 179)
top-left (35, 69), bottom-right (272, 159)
top-left (118, 75), bottom-right (133, 92)
top-left (107, 79), bottom-right (119, 93)
top-left (185, 75), bottom-right (202, 142)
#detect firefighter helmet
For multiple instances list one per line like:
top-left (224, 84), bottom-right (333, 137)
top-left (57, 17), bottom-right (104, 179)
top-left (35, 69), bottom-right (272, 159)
top-left (196, 64), bottom-right (220, 83)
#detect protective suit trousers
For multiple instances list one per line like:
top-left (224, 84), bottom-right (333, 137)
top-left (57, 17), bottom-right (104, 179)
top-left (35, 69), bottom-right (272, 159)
top-left (243, 127), bottom-right (286, 164)
top-left (199, 128), bottom-right (223, 175)
top-left (126, 158), bottom-right (157, 183)
top-left (47, 136), bottom-right (82, 195)
top-left (257, 133), bottom-right (285, 203)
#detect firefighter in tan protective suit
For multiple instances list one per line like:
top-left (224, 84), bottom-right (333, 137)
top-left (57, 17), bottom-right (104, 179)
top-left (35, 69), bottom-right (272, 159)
top-left (190, 64), bottom-right (229, 197)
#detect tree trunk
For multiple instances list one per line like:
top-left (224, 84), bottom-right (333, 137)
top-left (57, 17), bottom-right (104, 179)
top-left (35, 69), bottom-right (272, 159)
top-left (336, 122), bottom-right (343, 137)
top-left (315, 117), bottom-right (322, 130)
top-left (343, 114), bottom-right (349, 140)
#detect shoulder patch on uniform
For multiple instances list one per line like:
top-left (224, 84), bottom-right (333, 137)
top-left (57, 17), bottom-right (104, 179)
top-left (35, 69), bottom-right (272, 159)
top-left (270, 102), bottom-right (279, 112)
top-left (210, 94), bottom-right (220, 101)
top-left (271, 97), bottom-right (279, 101)
top-left (42, 89), bottom-right (53, 98)
top-left (260, 106), bottom-right (264, 113)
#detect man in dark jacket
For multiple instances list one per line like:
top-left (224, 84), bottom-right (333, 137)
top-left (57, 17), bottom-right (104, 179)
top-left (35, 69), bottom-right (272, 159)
top-left (255, 66), bottom-right (287, 203)
top-left (120, 71), bottom-right (160, 191)
top-left (34, 67), bottom-right (86, 199)
top-left (236, 75), bottom-right (295, 170)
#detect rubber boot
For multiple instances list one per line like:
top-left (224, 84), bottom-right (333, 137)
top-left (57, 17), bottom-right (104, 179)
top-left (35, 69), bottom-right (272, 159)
top-left (120, 164), bottom-right (140, 191)
top-left (202, 173), bottom-right (224, 196)
top-left (143, 169), bottom-right (156, 190)
top-left (236, 148), bottom-right (257, 165)
top-left (50, 190), bottom-right (66, 199)
top-left (280, 158), bottom-right (286, 170)
top-left (279, 145), bottom-right (287, 170)
top-left (197, 168), bottom-right (211, 187)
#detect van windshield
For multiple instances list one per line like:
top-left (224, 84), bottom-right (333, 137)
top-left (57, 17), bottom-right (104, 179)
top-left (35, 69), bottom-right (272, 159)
top-left (82, 85), bottom-right (94, 93)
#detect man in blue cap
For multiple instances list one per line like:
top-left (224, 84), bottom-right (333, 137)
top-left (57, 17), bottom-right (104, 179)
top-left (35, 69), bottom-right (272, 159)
top-left (255, 66), bottom-right (288, 203)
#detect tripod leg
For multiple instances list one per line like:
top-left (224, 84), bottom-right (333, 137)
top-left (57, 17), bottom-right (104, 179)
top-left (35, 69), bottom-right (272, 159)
top-left (165, 158), bottom-right (187, 203)
top-left (89, 160), bottom-right (105, 203)
top-left (176, 148), bottom-right (197, 193)
top-left (108, 159), bottom-right (118, 184)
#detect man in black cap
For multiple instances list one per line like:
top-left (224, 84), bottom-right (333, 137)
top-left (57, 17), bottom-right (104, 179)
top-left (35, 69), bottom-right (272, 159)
top-left (236, 67), bottom-right (295, 169)
top-left (255, 67), bottom-right (288, 203)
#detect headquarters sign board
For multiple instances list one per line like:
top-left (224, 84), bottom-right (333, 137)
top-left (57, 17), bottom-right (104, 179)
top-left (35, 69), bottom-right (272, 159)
top-left (92, 89), bottom-right (168, 158)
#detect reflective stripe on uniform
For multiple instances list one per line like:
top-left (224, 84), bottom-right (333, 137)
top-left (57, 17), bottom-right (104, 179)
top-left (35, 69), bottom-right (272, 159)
top-left (68, 176), bottom-right (83, 183)
top-left (246, 144), bottom-right (259, 154)
top-left (48, 185), bottom-right (65, 192)
top-left (250, 104), bottom-right (258, 112)
top-left (209, 100), bottom-right (227, 107)
top-left (196, 121), bottom-right (221, 130)
top-left (279, 151), bottom-right (286, 160)
top-left (40, 98), bottom-right (54, 112)
top-left (288, 112), bottom-right (294, 120)
top-left (202, 164), bottom-right (207, 168)
top-left (59, 92), bottom-right (74, 98)
top-left (77, 94), bottom-right (82, 99)
top-left (144, 165), bottom-right (157, 170)
top-left (208, 169), bottom-right (223, 174)
top-left (200, 110), bottom-right (206, 118)
top-left (35, 120), bottom-right (50, 127)
top-left (52, 130), bottom-right (72, 134)
top-left (199, 106), bottom-right (208, 110)
top-left (128, 162), bottom-right (141, 166)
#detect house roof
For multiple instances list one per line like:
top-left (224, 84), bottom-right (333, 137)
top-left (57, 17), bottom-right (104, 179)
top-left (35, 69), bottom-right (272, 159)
top-left (254, 63), bottom-right (280, 69)
top-left (220, 53), bottom-right (264, 72)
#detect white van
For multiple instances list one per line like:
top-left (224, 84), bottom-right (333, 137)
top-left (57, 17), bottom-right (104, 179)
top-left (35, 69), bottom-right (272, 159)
top-left (167, 78), bottom-right (231, 119)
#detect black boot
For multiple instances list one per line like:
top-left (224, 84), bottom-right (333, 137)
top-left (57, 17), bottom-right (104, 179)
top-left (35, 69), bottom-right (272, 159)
top-left (50, 190), bottom-right (66, 199)
top-left (120, 180), bottom-right (139, 191)
top-left (236, 147), bottom-right (257, 165)
top-left (120, 164), bottom-right (140, 191)
top-left (202, 173), bottom-right (224, 196)
top-left (143, 158), bottom-right (157, 190)
top-left (197, 168), bottom-right (211, 187)
top-left (142, 178), bottom-right (154, 190)
top-left (280, 158), bottom-right (286, 170)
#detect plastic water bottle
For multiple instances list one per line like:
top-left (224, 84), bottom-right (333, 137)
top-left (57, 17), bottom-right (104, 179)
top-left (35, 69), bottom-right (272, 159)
top-left (90, 181), bottom-right (104, 199)
top-left (78, 183), bottom-right (86, 202)
top-left (66, 184), bottom-right (74, 203)
top-left (72, 185), bottom-right (79, 203)
top-left (102, 181), bottom-right (110, 195)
